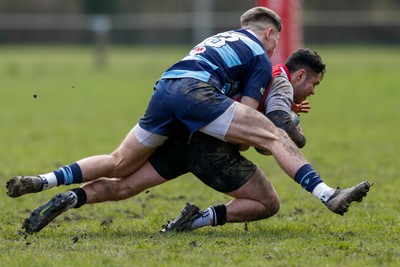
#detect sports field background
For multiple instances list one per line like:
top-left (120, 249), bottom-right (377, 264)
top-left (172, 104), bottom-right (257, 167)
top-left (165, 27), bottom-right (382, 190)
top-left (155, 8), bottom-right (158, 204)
top-left (0, 45), bottom-right (399, 266)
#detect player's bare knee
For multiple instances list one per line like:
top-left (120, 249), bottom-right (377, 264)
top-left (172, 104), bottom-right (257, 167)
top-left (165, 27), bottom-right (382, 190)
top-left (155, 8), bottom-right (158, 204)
top-left (108, 150), bottom-right (131, 177)
top-left (269, 194), bottom-right (280, 216)
top-left (264, 127), bottom-right (291, 152)
top-left (277, 127), bottom-right (291, 141)
top-left (258, 195), bottom-right (280, 219)
top-left (109, 150), bottom-right (122, 166)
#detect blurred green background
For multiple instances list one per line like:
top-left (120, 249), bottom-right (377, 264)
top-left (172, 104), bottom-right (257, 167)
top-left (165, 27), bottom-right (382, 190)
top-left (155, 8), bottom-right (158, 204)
top-left (0, 44), bottom-right (399, 267)
top-left (0, 1), bottom-right (399, 266)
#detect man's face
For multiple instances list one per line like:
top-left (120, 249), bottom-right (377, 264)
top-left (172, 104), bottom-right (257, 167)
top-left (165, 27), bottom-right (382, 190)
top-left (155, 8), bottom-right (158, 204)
top-left (292, 70), bottom-right (323, 104)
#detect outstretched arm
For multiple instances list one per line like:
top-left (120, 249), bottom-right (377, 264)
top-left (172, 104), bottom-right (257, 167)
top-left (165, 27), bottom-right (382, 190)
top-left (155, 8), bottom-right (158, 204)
top-left (267, 110), bottom-right (306, 148)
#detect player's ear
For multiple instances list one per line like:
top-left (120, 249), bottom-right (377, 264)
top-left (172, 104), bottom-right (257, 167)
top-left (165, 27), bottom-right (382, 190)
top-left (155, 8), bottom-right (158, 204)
top-left (265, 27), bottom-right (274, 38)
top-left (297, 69), bottom-right (306, 80)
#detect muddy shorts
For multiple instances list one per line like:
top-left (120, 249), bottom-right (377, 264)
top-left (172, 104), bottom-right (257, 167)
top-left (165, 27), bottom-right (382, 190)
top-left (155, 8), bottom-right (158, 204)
top-left (148, 130), bottom-right (257, 193)
top-left (139, 78), bottom-right (234, 136)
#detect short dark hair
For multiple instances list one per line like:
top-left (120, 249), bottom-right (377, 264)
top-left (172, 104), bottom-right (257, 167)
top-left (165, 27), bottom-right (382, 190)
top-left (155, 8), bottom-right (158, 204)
top-left (285, 48), bottom-right (326, 77)
top-left (241, 7), bottom-right (282, 32)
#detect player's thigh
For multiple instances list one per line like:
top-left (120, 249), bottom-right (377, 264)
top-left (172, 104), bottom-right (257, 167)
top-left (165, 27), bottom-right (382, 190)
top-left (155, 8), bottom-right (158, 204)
top-left (225, 167), bottom-right (279, 207)
top-left (82, 162), bottom-right (167, 202)
top-left (110, 127), bottom-right (159, 176)
top-left (225, 103), bottom-right (281, 148)
top-left (119, 161), bottom-right (168, 192)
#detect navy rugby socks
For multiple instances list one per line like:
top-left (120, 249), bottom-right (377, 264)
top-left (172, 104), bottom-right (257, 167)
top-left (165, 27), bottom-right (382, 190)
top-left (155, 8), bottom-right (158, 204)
top-left (294, 164), bottom-right (334, 202)
top-left (294, 164), bottom-right (322, 192)
top-left (39, 163), bottom-right (83, 190)
top-left (65, 188), bottom-right (87, 210)
top-left (53, 163), bottom-right (83, 185)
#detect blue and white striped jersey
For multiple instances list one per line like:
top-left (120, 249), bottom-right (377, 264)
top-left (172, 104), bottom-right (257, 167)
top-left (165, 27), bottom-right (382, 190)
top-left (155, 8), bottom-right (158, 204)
top-left (161, 29), bottom-right (272, 103)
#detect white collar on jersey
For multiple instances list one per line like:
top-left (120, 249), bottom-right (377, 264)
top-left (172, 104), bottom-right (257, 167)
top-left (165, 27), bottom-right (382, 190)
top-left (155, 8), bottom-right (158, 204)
top-left (279, 66), bottom-right (289, 80)
top-left (245, 29), bottom-right (259, 39)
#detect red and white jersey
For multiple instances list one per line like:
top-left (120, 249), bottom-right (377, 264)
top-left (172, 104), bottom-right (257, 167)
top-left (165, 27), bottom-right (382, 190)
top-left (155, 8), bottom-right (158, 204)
top-left (258, 63), bottom-right (293, 116)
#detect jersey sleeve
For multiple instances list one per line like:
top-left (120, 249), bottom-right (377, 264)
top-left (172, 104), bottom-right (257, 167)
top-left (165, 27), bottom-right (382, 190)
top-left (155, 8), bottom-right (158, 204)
top-left (265, 75), bottom-right (293, 115)
top-left (240, 56), bottom-right (272, 103)
top-left (267, 110), bottom-right (306, 148)
top-left (265, 75), bottom-right (306, 148)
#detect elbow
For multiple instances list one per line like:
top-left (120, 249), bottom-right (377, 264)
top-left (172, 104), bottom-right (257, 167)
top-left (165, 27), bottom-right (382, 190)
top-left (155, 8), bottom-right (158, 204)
top-left (296, 136), bottom-right (306, 148)
top-left (297, 136), bottom-right (306, 148)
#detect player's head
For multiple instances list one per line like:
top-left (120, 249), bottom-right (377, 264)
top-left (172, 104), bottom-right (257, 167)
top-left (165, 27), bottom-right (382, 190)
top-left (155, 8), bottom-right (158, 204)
top-left (285, 48), bottom-right (326, 77)
top-left (241, 7), bottom-right (282, 32)
top-left (241, 7), bottom-right (282, 57)
top-left (286, 48), bottom-right (326, 104)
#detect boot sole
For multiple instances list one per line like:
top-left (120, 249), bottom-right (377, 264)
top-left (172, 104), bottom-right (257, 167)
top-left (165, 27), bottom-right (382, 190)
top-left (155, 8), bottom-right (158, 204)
top-left (23, 193), bottom-right (70, 234)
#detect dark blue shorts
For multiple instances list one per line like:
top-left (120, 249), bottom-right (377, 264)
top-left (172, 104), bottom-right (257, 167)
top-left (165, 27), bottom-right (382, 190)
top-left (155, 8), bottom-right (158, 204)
top-left (148, 130), bottom-right (256, 193)
top-left (139, 78), bottom-right (234, 136)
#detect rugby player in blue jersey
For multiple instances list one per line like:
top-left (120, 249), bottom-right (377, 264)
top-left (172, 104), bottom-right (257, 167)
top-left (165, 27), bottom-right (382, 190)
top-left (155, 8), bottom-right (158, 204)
top-left (7, 8), bottom-right (370, 233)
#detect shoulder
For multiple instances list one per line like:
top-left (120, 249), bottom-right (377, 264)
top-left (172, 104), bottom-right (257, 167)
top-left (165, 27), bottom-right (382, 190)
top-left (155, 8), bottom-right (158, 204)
top-left (270, 75), bottom-right (293, 96)
top-left (265, 76), bottom-right (293, 113)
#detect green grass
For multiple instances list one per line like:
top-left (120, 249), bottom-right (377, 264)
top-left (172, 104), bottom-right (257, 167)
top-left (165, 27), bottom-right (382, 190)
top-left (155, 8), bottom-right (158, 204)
top-left (0, 45), bottom-right (399, 266)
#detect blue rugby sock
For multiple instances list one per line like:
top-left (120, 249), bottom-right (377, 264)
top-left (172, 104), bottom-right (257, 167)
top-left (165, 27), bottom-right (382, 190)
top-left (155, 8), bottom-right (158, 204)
top-left (53, 163), bottom-right (83, 186)
top-left (294, 164), bottom-right (323, 193)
